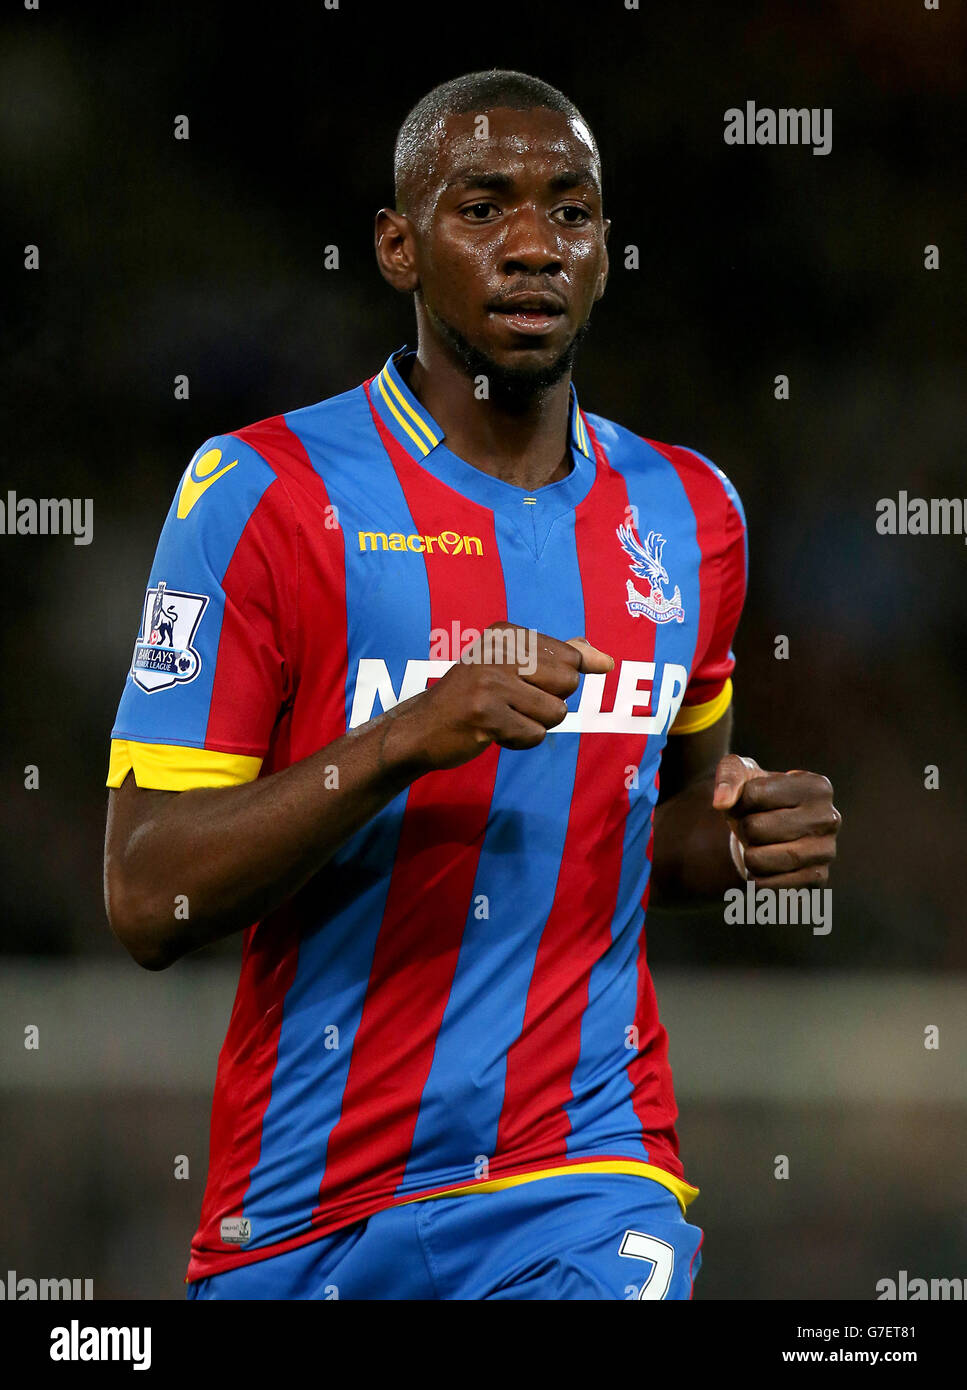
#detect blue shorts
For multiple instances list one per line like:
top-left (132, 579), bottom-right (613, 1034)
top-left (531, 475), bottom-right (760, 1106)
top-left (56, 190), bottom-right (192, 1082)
top-left (187, 1173), bottom-right (703, 1300)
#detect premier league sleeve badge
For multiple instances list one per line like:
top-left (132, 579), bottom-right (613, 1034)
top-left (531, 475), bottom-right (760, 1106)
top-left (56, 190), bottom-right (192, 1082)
top-left (130, 580), bottom-right (209, 692)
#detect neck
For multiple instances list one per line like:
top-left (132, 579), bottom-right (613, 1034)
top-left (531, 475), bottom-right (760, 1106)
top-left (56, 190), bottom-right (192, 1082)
top-left (406, 334), bottom-right (574, 491)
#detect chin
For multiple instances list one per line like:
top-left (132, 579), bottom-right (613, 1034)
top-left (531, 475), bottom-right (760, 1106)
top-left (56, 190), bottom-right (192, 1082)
top-left (433, 309), bottom-right (590, 404)
top-left (488, 341), bottom-right (563, 370)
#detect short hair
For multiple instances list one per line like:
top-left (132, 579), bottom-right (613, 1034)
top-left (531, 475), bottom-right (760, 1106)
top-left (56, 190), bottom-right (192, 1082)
top-left (394, 69), bottom-right (599, 215)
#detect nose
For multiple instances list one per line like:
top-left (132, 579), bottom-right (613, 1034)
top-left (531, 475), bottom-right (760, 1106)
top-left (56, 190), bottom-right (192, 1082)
top-left (499, 204), bottom-right (563, 276)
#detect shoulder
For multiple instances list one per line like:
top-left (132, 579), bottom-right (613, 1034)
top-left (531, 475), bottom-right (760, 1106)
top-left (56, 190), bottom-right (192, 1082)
top-left (174, 381), bottom-right (372, 533)
top-left (584, 409), bottom-right (746, 529)
top-left (175, 433), bottom-right (277, 520)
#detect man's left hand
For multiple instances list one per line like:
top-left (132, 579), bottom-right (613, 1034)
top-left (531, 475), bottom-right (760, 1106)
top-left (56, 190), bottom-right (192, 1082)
top-left (711, 755), bottom-right (842, 886)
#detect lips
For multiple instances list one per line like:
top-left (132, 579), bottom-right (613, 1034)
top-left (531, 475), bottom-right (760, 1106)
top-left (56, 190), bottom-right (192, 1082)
top-left (490, 292), bottom-right (566, 316)
top-left (489, 292), bottom-right (566, 335)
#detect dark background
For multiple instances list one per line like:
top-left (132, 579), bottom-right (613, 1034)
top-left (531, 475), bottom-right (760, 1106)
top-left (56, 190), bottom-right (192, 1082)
top-left (1, 0), bottom-right (964, 1300)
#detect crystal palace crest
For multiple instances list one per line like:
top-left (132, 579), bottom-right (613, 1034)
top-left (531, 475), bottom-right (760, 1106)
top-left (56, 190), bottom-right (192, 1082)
top-left (616, 522), bottom-right (685, 624)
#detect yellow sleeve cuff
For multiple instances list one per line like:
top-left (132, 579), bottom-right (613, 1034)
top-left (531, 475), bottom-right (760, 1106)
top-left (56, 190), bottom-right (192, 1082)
top-left (668, 678), bottom-right (733, 735)
top-left (107, 738), bottom-right (263, 791)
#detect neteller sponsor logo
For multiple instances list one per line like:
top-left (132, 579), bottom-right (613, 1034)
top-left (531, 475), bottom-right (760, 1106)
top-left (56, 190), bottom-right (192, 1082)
top-left (349, 657), bottom-right (688, 735)
top-left (358, 529), bottom-right (484, 556)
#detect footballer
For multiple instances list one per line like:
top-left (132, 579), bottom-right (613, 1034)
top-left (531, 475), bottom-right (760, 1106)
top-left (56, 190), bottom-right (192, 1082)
top-left (103, 70), bottom-right (842, 1300)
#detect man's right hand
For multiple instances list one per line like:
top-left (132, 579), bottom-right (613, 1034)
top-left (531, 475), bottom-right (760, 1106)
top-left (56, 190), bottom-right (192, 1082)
top-left (105, 623), bottom-right (612, 969)
top-left (387, 622), bottom-right (615, 773)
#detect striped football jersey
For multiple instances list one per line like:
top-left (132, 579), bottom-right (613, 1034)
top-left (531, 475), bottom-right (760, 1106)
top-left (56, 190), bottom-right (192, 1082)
top-left (107, 346), bottom-right (747, 1282)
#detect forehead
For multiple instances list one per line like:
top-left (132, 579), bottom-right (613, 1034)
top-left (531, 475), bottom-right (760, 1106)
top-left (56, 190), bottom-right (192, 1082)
top-left (424, 105), bottom-right (599, 194)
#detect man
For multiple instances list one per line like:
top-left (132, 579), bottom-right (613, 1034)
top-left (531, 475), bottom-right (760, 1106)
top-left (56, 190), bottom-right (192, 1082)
top-left (104, 69), bottom-right (841, 1300)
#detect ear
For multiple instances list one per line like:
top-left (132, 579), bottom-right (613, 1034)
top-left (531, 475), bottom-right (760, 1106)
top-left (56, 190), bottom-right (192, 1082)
top-left (594, 219), bottom-right (611, 302)
top-left (375, 208), bottom-right (420, 293)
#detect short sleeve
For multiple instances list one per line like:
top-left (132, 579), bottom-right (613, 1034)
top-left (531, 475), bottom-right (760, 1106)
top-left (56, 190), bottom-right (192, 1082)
top-left (668, 447), bottom-right (747, 735)
top-left (107, 434), bottom-right (297, 789)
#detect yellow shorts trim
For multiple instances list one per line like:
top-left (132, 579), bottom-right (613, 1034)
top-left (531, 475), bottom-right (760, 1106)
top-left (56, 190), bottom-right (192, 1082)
top-left (668, 678), bottom-right (732, 735)
top-left (107, 738), bottom-right (262, 791)
top-left (400, 1160), bottom-right (699, 1217)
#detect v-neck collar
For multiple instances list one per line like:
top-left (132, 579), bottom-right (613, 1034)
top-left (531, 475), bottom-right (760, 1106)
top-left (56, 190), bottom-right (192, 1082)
top-left (369, 346), bottom-right (597, 524)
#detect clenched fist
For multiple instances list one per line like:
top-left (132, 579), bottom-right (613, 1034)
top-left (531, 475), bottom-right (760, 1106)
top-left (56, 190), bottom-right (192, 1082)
top-left (712, 755), bottom-right (842, 887)
top-left (389, 622), bottom-right (614, 773)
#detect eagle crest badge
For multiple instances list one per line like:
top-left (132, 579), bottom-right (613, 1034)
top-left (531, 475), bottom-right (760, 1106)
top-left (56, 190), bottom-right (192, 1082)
top-left (616, 523), bottom-right (685, 624)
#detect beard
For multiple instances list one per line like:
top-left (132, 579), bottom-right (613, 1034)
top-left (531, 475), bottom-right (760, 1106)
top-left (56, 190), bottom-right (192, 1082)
top-left (428, 308), bottom-right (592, 409)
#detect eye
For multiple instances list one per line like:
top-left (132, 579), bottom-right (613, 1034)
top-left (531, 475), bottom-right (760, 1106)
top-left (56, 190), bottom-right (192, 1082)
top-left (462, 201), bottom-right (500, 220)
top-left (553, 204), bottom-right (591, 225)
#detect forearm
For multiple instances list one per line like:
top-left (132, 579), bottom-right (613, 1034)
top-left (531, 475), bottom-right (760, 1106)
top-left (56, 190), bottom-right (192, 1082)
top-left (650, 770), bottom-right (742, 909)
top-left (105, 696), bottom-right (430, 968)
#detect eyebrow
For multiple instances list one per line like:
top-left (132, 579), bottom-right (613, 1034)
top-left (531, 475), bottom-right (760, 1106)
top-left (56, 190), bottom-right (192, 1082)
top-left (548, 167), bottom-right (598, 192)
top-left (445, 166), bottom-right (599, 195)
top-left (445, 170), bottom-right (514, 193)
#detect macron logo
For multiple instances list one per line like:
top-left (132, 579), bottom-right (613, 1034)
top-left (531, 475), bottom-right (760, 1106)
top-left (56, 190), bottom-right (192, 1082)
top-left (50, 1320), bottom-right (151, 1371)
top-left (348, 658), bottom-right (688, 735)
